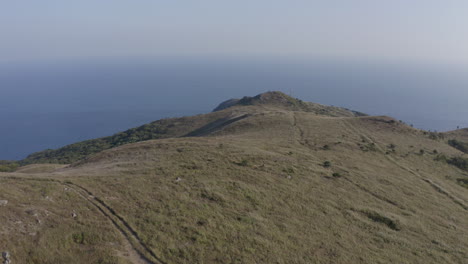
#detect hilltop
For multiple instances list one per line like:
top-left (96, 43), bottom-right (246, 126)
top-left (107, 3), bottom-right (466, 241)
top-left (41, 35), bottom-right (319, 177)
top-left (213, 91), bottom-right (367, 117)
top-left (444, 128), bottom-right (468, 143)
top-left (20, 91), bottom-right (365, 165)
top-left (1, 91), bottom-right (467, 264)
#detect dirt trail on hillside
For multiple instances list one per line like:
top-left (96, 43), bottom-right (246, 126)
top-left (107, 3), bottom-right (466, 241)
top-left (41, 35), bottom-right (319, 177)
top-left (1, 176), bottom-right (166, 264)
top-left (292, 113), bottom-right (306, 146)
top-left (64, 182), bottom-right (166, 264)
top-left (342, 119), bottom-right (468, 211)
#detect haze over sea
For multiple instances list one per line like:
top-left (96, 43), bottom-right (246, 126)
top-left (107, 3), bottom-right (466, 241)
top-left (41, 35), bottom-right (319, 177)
top-left (1, 58), bottom-right (468, 160)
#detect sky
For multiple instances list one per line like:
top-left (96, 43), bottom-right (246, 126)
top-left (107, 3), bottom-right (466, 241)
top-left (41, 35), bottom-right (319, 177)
top-left (1, 1), bottom-right (468, 159)
top-left (1, 1), bottom-right (468, 65)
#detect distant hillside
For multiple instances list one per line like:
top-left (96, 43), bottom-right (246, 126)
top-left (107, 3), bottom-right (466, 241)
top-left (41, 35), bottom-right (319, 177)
top-left (21, 91), bottom-right (366, 165)
top-left (444, 128), bottom-right (468, 143)
top-left (21, 112), bottom-right (226, 165)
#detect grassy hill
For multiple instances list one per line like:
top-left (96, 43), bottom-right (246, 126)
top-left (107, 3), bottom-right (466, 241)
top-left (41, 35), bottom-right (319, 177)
top-left (444, 128), bottom-right (468, 143)
top-left (20, 91), bottom-right (365, 165)
top-left (1, 91), bottom-right (467, 264)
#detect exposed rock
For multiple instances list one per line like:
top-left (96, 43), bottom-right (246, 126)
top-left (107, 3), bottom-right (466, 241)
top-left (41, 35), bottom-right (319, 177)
top-left (2, 251), bottom-right (11, 264)
top-left (0, 200), bottom-right (7, 206)
top-left (175, 177), bottom-right (182, 182)
top-left (71, 212), bottom-right (77, 218)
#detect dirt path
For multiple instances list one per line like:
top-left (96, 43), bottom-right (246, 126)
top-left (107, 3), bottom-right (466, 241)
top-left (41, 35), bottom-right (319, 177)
top-left (64, 182), bottom-right (164, 264)
top-left (64, 181), bottom-right (168, 264)
top-left (1, 176), bottom-right (167, 264)
top-left (292, 112), bottom-right (307, 146)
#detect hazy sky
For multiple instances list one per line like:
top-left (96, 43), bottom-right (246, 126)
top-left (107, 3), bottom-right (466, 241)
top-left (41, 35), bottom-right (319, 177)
top-left (1, 1), bottom-right (468, 65)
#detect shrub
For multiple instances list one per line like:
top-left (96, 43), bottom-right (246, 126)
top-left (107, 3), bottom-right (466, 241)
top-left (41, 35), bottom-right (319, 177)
top-left (448, 139), bottom-right (468, 154)
top-left (323, 161), bottom-right (331, 168)
top-left (71, 231), bottom-right (100, 245)
top-left (428, 132), bottom-right (444, 140)
top-left (457, 178), bottom-right (468, 189)
top-left (447, 157), bottom-right (468, 171)
top-left (235, 159), bottom-right (249, 166)
top-left (434, 154), bottom-right (448, 162)
top-left (361, 143), bottom-right (377, 152)
top-left (0, 162), bottom-right (19, 172)
top-left (361, 210), bottom-right (400, 231)
top-left (332, 172), bottom-right (341, 178)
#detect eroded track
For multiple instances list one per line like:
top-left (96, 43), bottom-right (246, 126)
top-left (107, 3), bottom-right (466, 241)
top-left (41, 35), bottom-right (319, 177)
top-left (1, 176), bottom-right (167, 264)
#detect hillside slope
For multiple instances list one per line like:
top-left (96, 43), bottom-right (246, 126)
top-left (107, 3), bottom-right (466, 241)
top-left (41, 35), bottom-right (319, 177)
top-left (1, 92), bottom-right (467, 264)
top-left (444, 128), bottom-right (468, 142)
top-left (21, 91), bottom-right (364, 165)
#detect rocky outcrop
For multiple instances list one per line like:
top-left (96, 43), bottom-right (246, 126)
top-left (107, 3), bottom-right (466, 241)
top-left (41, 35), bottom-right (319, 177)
top-left (2, 251), bottom-right (11, 264)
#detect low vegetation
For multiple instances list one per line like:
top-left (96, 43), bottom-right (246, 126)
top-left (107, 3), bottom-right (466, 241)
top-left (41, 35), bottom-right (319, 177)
top-left (20, 112), bottom-right (231, 165)
top-left (448, 139), bottom-right (468, 154)
top-left (457, 178), bottom-right (468, 189)
top-left (20, 120), bottom-right (175, 164)
top-left (332, 172), bottom-right (342, 178)
top-left (360, 210), bottom-right (401, 231)
top-left (447, 156), bottom-right (468, 171)
top-left (0, 161), bottom-right (19, 172)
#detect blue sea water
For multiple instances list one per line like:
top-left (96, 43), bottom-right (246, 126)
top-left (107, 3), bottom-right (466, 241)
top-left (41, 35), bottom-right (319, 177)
top-left (1, 58), bottom-right (467, 160)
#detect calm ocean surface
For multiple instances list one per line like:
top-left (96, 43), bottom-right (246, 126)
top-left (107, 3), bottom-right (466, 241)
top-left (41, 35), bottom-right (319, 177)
top-left (1, 58), bottom-right (467, 160)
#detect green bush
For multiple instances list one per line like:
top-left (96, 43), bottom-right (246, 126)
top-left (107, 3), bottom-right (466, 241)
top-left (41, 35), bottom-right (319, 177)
top-left (234, 159), bottom-right (249, 166)
top-left (332, 172), bottom-right (341, 178)
top-left (19, 118), bottom-right (177, 165)
top-left (0, 161), bottom-right (19, 172)
top-left (448, 139), bottom-right (468, 154)
top-left (447, 157), bottom-right (468, 171)
top-left (457, 178), bottom-right (468, 189)
top-left (361, 210), bottom-right (400, 231)
top-left (359, 143), bottom-right (377, 152)
top-left (323, 161), bottom-right (331, 168)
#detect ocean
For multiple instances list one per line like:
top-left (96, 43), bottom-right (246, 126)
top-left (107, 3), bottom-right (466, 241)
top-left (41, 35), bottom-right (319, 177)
top-left (1, 58), bottom-right (467, 160)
